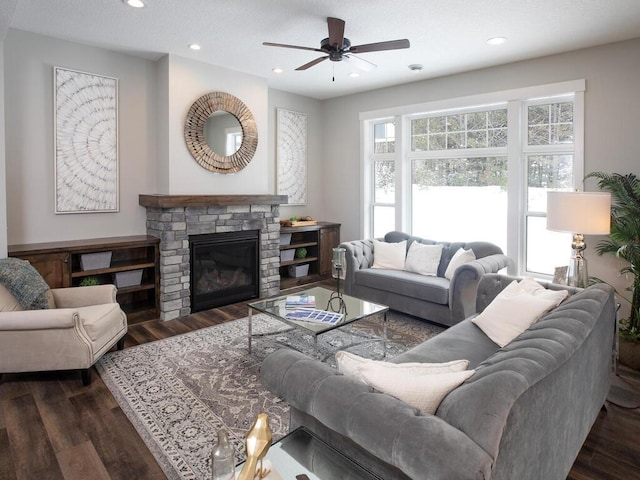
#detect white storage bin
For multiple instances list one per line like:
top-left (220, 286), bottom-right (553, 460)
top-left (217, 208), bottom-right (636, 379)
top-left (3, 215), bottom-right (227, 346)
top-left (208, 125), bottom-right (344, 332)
top-left (114, 269), bottom-right (143, 288)
top-left (288, 264), bottom-right (309, 278)
top-left (279, 233), bottom-right (292, 245)
top-left (280, 249), bottom-right (295, 262)
top-left (80, 251), bottom-right (112, 271)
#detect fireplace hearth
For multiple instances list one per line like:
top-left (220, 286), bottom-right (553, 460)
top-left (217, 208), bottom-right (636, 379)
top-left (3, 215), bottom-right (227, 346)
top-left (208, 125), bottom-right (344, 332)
top-left (190, 230), bottom-right (259, 312)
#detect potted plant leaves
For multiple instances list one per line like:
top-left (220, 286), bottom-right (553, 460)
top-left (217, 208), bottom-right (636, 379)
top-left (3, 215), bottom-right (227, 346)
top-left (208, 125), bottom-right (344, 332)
top-left (587, 172), bottom-right (640, 369)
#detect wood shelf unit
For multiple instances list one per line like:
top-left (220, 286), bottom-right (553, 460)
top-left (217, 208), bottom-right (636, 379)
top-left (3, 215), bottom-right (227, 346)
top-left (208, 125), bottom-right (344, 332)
top-left (279, 222), bottom-right (340, 290)
top-left (9, 235), bottom-right (160, 324)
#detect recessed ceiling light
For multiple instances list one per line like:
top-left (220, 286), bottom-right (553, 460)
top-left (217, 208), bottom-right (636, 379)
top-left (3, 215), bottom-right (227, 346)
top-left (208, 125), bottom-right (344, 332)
top-left (189, 44), bottom-right (201, 51)
top-left (272, 67), bottom-right (283, 74)
top-left (408, 64), bottom-right (423, 73)
top-left (487, 36), bottom-right (507, 46)
top-left (123, 0), bottom-right (145, 8)
top-left (349, 72), bottom-right (360, 78)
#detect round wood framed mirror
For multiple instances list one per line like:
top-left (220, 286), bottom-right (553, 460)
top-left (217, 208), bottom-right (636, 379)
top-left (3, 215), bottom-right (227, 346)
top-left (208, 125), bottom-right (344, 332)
top-left (184, 92), bottom-right (258, 174)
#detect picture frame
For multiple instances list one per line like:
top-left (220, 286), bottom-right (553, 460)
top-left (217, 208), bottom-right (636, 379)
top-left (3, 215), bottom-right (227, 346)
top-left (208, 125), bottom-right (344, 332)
top-left (276, 108), bottom-right (307, 205)
top-left (54, 67), bottom-right (119, 213)
top-left (553, 265), bottom-right (569, 285)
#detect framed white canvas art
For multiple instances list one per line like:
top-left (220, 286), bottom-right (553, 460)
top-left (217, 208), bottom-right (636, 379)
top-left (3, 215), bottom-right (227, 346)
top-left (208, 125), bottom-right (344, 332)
top-left (54, 67), bottom-right (119, 213)
top-left (277, 108), bottom-right (307, 205)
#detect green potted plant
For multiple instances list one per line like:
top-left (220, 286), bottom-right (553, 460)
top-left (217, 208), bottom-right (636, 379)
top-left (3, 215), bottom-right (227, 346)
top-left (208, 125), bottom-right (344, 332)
top-left (587, 172), bottom-right (640, 369)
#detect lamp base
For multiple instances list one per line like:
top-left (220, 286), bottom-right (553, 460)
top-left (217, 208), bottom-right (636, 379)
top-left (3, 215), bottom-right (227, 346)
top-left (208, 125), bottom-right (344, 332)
top-left (567, 255), bottom-right (588, 288)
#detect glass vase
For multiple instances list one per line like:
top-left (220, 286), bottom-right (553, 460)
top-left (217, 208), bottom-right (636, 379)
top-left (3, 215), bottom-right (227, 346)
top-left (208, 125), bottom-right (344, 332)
top-left (211, 429), bottom-right (235, 480)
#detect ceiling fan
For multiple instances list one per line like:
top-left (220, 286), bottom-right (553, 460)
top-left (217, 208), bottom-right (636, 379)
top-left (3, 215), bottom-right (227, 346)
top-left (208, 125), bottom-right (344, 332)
top-left (263, 17), bottom-right (410, 72)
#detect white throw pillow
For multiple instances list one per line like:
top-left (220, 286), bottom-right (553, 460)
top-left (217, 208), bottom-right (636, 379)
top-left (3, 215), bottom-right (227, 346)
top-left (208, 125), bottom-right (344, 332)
top-left (404, 242), bottom-right (443, 276)
top-left (372, 240), bottom-right (407, 270)
top-left (471, 280), bottom-right (559, 347)
top-left (336, 350), bottom-right (469, 382)
top-left (444, 248), bottom-right (476, 280)
top-left (358, 363), bottom-right (475, 414)
top-left (519, 277), bottom-right (569, 306)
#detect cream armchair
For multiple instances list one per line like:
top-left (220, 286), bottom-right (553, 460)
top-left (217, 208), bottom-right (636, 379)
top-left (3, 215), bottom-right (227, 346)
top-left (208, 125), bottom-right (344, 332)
top-left (0, 284), bottom-right (127, 385)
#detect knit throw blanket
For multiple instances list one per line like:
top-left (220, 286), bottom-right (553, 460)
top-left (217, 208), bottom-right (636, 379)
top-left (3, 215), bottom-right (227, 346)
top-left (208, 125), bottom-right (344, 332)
top-left (0, 258), bottom-right (51, 310)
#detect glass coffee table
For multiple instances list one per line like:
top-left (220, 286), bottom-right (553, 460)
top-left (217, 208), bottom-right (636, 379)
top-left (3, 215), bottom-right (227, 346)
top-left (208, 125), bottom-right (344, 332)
top-left (235, 427), bottom-right (382, 480)
top-left (247, 286), bottom-right (389, 358)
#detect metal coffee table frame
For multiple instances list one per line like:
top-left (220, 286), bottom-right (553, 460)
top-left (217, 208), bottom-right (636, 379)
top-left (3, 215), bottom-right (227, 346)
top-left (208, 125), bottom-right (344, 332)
top-left (248, 286), bottom-right (389, 358)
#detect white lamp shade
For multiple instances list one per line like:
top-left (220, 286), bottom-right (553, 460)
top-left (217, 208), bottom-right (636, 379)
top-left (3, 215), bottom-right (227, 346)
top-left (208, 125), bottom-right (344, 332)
top-left (547, 191), bottom-right (611, 234)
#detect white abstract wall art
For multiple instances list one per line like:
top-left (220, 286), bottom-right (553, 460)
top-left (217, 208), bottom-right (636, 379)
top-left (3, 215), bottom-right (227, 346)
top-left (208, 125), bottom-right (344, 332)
top-left (54, 67), bottom-right (119, 214)
top-left (277, 109), bottom-right (307, 205)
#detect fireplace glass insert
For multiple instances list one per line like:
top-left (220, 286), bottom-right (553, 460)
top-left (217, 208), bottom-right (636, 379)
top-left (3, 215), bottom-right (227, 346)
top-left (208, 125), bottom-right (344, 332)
top-left (190, 230), bottom-right (259, 312)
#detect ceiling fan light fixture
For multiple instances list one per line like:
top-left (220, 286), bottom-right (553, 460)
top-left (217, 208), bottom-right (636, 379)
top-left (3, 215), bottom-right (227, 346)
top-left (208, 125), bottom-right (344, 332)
top-left (487, 36), bottom-right (507, 46)
top-left (349, 72), bottom-right (360, 78)
top-left (123, 0), bottom-right (145, 8)
top-left (408, 64), bottom-right (423, 73)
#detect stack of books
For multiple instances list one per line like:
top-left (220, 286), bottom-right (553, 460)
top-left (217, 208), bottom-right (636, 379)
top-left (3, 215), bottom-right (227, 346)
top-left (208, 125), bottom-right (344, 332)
top-left (285, 295), bottom-right (316, 308)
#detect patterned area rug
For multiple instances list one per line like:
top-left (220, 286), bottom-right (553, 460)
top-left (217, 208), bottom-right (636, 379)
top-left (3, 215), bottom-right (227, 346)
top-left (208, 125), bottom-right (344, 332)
top-left (96, 311), bottom-right (444, 480)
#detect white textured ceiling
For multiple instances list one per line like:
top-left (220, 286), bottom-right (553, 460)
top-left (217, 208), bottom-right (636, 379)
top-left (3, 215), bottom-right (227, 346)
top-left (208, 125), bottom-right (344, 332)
top-left (9, 0), bottom-right (640, 99)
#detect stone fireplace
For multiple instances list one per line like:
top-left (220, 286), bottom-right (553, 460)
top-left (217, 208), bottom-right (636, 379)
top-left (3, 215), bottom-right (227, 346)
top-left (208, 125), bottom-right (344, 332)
top-left (139, 194), bottom-right (286, 320)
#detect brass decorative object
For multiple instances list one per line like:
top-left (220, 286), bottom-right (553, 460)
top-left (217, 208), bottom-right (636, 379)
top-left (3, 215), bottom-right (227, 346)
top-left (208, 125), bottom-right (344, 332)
top-left (184, 91), bottom-right (258, 174)
top-left (237, 413), bottom-right (272, 480)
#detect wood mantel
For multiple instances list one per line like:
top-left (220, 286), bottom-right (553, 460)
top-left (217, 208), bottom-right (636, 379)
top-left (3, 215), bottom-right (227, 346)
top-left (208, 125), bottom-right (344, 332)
top-left (139, 194), bottom-right (288, 208)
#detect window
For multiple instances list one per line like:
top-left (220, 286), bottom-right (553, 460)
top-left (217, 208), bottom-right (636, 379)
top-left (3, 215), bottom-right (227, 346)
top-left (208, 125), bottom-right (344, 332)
top-left (523, 99), bottom-right (576, 275)
top-left (362, 81), bottom-right (584, 278)
top-left (409, 108), bottom-right (508, 250)
top-left (370, 121), bottom-right (397, 237)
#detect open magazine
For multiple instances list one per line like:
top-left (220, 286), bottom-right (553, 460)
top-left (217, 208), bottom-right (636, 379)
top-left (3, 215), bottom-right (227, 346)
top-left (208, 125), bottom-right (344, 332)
top-left (285, 308), bottom-right (343, 325)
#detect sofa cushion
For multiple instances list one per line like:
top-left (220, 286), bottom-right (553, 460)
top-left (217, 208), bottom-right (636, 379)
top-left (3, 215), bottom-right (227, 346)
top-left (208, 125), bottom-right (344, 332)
top-left (404, 242), bottom-right (442, 276)
top-left (393, 318), bottom-right (501, 368)
top-left (472, 280), bottom-right (566, 347)
top-left (372, 239), bottom-right (406, 270)
top-left (444, 248), bottom-right (476, 280)
top-left (358, 363), bottom-right (475, 415)
top-left (355, 268), bottom-right (450, 305)
top-left (0, 258), bottom-right (52, 310)
top-left (336, 350), bottom-right (469, 382)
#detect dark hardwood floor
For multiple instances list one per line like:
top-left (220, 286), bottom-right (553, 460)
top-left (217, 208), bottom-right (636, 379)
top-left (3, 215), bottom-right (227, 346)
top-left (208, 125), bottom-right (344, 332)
top-left (1, 280), bottom-right (639, 480)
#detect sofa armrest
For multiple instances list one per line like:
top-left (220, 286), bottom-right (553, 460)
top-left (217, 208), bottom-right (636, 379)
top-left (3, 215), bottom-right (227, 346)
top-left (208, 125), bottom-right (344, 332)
top-left (340, 239), bottom-right (374, 295)
top-left (449, 253), bottom-right (511, 324)
top-left (261, 349), bottom-right (493, 480)
top-left (52, 284), bottom-right (117, 308)
top-left (0, 308), bottom-right (78, 330)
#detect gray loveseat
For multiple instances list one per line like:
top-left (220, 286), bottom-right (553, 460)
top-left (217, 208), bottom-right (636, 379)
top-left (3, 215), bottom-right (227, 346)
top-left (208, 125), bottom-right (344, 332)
top-left (261, 274), bottom-right (616, 480)
top-left (341, 231), bottom-right (511, 326)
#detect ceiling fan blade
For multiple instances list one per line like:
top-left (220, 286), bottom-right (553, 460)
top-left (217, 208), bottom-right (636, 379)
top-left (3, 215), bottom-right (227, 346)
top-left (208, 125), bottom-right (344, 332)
top-left (349, 39), bottom-right (410, 54)
top-left (327, 17), bottom-right (345, 48)
top-left (295, 56), bottom-right (329, 71)
top-left (263, 42), bottom-right (324, 53)
top-left (343, 54), bottom-right (377, 72)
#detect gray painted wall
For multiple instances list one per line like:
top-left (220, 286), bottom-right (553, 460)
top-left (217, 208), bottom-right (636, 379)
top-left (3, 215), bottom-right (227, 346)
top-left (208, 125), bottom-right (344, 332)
top-left (4, 29), bottom-right (158, 244)
top-left (0, 43), bottom-right (6, 257)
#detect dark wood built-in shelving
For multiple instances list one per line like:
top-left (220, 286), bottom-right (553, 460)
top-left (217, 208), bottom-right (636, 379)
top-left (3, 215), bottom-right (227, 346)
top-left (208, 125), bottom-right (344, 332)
top-left (9, 235), bottom-right (160, 324)
top-left (279, 222), bottom-right (341, 289)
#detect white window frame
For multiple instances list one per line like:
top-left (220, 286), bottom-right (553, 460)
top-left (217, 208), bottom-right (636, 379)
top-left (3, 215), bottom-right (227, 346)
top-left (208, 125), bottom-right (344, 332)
top-left (360, 80), bottom-right (585, 278)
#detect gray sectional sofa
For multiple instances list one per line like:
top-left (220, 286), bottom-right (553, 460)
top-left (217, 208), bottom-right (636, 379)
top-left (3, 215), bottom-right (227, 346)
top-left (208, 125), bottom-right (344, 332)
top-left (261, 274), bottom-right (616, 480)
top-left (341, 231), bottom-right (511, 326)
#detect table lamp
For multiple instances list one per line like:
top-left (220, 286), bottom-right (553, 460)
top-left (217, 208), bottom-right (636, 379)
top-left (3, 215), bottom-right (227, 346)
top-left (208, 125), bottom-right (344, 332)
top-left (327, 247), bottom-right (347, 314)
top-left (546, 191), bottom-right (611, 287)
